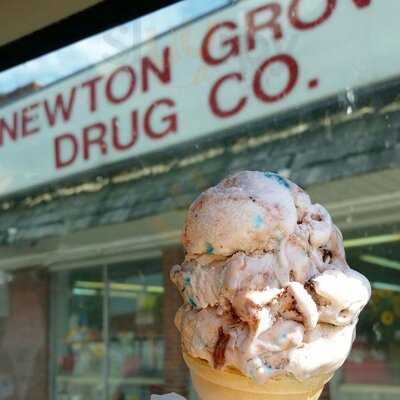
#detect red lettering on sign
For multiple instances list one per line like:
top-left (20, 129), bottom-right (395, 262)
top-left (253, 54), bottom-right (298, 102)
top-left (0, 112), bottom-right (18, 147)
top-left (142, 47), bottom-right (171, 92)
top-left (353, 0), bottom-right (371, 8)
top-left (201, 21), bottom-right (240, 66)
top-left (144, 98), bottom-right (177, 139)
top-left (22, 103), bottom-right (40, 137)
top-left (105, 65), bottom-right (136, 104)
top-left (247, 3), bottom-right (283, 51)
top-left (81, 75), bottom-right (103, 113)
top-left (209, 73), bottom-right (247, 118)
top-left (44, 87), bottom-right (77, 127)
top-left (308, 78), bottom-right (319, 89)
top-left (289, 0), bottom-right (337, 30)
top-left (83, 122), bottom-right (108, 160)
top-left (54, 133), bottom-right (79, 169)
top-left (112, 112), bottom-right (139, 151)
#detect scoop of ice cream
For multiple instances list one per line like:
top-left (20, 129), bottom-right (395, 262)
top-left (308, 269), bottom-right (371, 326)
top-left (172, 171), bottom-right (371, 384)
top-left (182, 171), bottom-right (298, 256)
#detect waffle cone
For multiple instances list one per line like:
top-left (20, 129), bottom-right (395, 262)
top-left (183, 353), bottom-right (332, 400)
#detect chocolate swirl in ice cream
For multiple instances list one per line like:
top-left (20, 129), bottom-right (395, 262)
top-left (171, 171), bottom-right (370, 383)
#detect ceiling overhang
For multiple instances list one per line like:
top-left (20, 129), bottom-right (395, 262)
top-left (0, 0), bottom-right (103, 47)
top-left (0, 0), bottom-right (180, 72)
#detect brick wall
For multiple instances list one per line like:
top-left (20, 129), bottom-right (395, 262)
top-left (0, 268), bottom-right (49, 400)
top-left (162, 246), bottom-right (190, 397)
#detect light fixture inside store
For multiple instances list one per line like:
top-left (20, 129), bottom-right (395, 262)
top-left (360, 255), bottom-right (400, 271)
top-left (73, 288), bottom-right (97, 296)
top-left (372, 282), bottom-right (400, 293)
top-left (344, 233), bottom-right (400, 248)
top-left (75, 281), bottom-right (164, 294)
top-left (73, 287), bottom-right (138, 298)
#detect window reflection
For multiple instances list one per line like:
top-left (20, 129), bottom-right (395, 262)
top-left (108, 262), bottom-right (164, 399)
top-left (52, 267), bottom-right (105, 400)
top-left (328, 237), bottom-right (400, 399)
top-left (50, 260), bottom-right (165, 400)
top-left (0, 1), bottom-right (398, 400)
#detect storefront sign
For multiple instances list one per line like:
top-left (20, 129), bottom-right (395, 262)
top-left (0, 0), bottom-right (397, 197)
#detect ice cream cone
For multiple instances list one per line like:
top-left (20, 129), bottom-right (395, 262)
top-left (183, 353), bottom-right (333, 400)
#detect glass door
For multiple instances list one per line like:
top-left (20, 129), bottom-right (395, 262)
top-left (107, 260), bottom-right (164, 400)
top-left (51, 267), bottom-right (106, 400)
top-left (50, 258), bottom-right (164, 400)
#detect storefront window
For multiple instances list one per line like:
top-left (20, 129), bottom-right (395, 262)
top-left (107, 262), bottom-right (164, 399)
top-left (307, 179), bottom-right (400, 399)
top-left (0, 1), bottom-right (399, 399)
top-left (52, 267), bottom-right (104, 399)
top-left (331, 239), bottom-right (400, 399)
top-left (50, 259), bottom-right (164, 400)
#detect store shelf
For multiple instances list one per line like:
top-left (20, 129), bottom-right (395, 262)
top-left (57, 375), bottom-right (163, 386)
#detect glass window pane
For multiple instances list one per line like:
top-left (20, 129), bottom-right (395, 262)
top-left (308, 180), bottom-right (400, 400)
top-left (0, 0), bottom-right (400, 399)
top-left (331, 238), bottom-right (400, 399)
top-left (107, 259), bottom-right (164, 400)
top-left (0, 0), bottom-right (229, 92)
top-left (51, 267), bottom-right (105, 400)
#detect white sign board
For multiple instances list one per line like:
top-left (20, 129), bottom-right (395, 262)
top-left (0, 0), bottom-right (398, 197)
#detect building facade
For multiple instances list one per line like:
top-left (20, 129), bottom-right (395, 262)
top-left (0, 1), bottom-right (399, 399)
